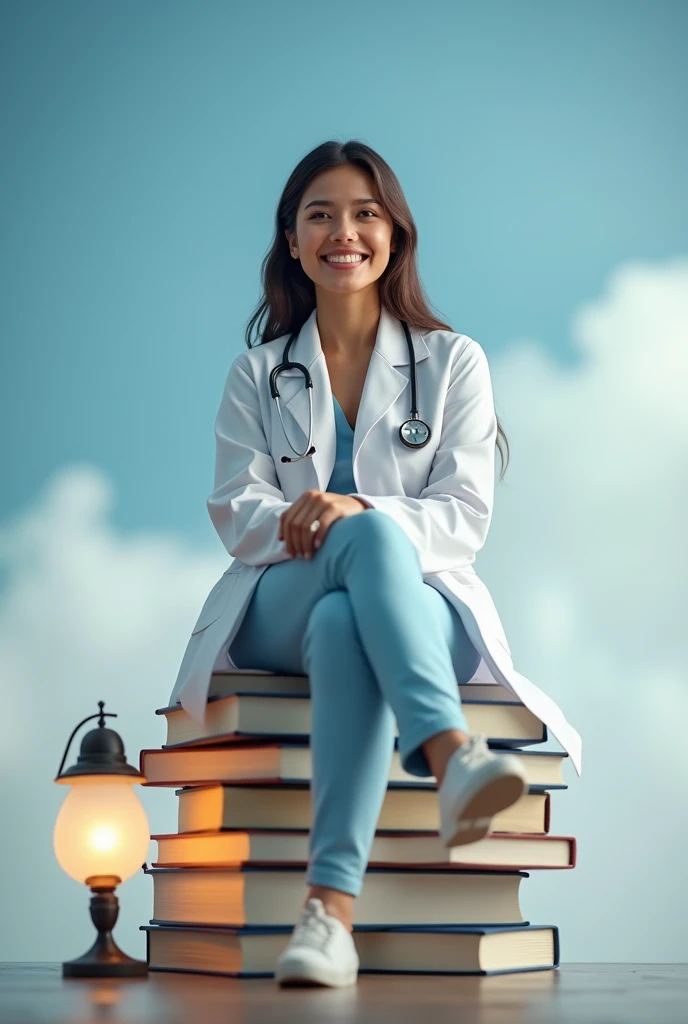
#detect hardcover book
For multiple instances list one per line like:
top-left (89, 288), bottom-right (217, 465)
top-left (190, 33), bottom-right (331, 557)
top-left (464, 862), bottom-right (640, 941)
top-left (151, 828), bottom-right (575, 870)
top-left (141, 741), bottom-right (567, 789)
top-left (142, 921), bottom-right (560, 977)
top-left (175, 783), bottom-right (552, 836)
top-left (156, 692), bottom-right (547, 748)
top-left (145, 865), bottom-right (529, 928)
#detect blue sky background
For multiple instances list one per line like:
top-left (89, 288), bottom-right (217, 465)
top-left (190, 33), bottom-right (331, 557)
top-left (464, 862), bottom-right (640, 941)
top-left (1, 0), bottom-right (686, 964)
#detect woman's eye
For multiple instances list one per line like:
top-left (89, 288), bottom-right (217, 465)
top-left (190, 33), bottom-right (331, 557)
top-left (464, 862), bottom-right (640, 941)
top-left (309, 210), bottom-right (377, 219)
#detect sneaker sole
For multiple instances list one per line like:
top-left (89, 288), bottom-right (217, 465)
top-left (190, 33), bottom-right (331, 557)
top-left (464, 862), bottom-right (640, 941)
top-left (275, 961), bottom-right (358, 988)
top-left (443, 772), bottom-right (527, 848)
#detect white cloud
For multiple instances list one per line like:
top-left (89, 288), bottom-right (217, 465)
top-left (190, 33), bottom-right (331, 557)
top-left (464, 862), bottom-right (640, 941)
top-left (0, 466), bottom-right (229, 961)
top-left (481, 257), bottom-right (688, 960)
top-left (485, 257), bottom-right (687, 691)
top-left (0, 257), bottom-right (686, 962)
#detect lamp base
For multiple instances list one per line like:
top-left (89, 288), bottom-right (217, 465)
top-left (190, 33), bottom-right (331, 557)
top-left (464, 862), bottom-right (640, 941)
top-left (63, 875), bottom-right (148, 978)
top-left (63, 937), bottom-right (148, 978)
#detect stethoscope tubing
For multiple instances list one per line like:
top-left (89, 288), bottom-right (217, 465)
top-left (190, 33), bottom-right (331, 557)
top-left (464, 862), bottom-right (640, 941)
top-left (269, 319), bottom-right (431, 462)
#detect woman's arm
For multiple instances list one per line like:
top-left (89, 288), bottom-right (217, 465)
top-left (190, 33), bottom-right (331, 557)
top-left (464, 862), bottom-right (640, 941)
top-left (207, 352), bottom-right (293, 566)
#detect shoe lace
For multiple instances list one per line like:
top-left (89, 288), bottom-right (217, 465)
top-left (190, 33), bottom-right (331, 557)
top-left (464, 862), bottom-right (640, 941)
top-left (459, 733), bottom-right (489, 767)
top-left (292, 904), bottom-right (335, 951)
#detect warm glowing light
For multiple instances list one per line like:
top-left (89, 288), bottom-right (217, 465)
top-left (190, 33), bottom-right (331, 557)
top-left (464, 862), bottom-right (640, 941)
top-left (90, 827), bottom-right (118, 853)
top-left (53, 779), bottom-right (149, 884)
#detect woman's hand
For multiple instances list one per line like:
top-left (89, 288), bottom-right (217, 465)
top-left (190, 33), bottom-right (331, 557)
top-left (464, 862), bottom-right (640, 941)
top-left (278, 490), bottom-right (369, 559)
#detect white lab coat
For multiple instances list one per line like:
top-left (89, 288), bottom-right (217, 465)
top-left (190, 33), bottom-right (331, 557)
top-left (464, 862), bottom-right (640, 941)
top-left (169, 306), bottom-right (582, 775)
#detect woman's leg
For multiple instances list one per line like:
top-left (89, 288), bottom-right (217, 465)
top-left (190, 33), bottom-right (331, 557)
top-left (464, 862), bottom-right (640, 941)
top-left (229, 510), bottom-right (474, 776)
top-left (415, 582), bottom-right (483, 783)
top-left (300, 584), bottom-right (481, 915)
top-left (301, 590), bottom-right (396, 902)
top-left (231, 579), bottom-right (396, 924)
top-left (228, 511), bottom-right (482, 906)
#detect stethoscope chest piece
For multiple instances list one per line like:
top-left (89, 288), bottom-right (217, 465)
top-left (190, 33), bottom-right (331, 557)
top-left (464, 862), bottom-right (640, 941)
top-left (399, 417), bottom-right (431, 449)
top-left (273, 316), bottom-right (432, 461)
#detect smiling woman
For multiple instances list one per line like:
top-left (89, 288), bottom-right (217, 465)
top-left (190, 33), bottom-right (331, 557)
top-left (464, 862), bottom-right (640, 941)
top-left (245, 142), bottom-right (510, 471)
top-left (170, 138), bottom-right (582, 990)
top-left (285, 164), bottom-right (399, 373)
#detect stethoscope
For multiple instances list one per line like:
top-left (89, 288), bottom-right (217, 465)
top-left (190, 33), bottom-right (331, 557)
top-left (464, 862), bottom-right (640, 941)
top-left (269, 319), bottom-right (432, 463)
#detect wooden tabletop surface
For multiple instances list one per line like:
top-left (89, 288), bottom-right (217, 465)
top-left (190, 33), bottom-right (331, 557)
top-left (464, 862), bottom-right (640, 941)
top-left (1, 962), bottom-right (686, 1024)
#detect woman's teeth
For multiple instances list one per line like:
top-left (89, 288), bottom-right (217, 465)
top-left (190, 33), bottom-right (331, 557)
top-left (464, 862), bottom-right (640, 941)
top-left (322, 254), bottom-right (368, 266)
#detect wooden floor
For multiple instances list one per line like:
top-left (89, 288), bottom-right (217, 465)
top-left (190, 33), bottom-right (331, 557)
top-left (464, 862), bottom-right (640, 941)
top-left (1, 963), bottom-right (686, 1024)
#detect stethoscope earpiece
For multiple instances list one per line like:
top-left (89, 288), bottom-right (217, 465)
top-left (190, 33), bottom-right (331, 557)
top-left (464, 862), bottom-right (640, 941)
top-left (272, 319), bottom-right (431, 461)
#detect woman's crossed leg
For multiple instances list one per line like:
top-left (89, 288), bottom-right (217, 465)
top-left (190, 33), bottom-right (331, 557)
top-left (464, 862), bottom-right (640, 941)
top-left (228, 511), bottom-right (482, 925)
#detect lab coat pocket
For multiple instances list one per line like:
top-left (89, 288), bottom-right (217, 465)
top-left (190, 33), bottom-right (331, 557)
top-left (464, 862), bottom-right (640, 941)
top-left (190, 571), bottom-right (239, 635)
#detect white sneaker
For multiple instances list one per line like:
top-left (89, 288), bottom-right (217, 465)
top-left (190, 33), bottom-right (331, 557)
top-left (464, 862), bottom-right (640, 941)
top-left (275, 898), bottom-right (360, 988)
top-left (438, 733), bottom-right (528, 847)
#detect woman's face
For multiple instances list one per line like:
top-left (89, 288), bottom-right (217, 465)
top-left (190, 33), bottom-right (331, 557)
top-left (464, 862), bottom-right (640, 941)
top-left (286, 164), bottom-right (396, 297)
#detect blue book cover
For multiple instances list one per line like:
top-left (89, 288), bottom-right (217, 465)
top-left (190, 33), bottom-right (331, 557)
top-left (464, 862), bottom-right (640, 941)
top-left (158, 691), bottom-right (548, 748)
top-left (141, 921), bottom-right (560, 977)
top-left (145, 864), bottom-right (531, 877)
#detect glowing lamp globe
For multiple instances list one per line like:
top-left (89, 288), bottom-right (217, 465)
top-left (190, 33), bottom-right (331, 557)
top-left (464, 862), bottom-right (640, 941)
top-left (54, 779), bottom-right (150, 884)
top-left (53, 702), bottom-right (150, 978)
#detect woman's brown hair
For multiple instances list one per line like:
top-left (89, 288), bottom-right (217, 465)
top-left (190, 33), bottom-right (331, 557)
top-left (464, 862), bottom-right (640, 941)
top-left (245, 139), bottom-right (510, 481)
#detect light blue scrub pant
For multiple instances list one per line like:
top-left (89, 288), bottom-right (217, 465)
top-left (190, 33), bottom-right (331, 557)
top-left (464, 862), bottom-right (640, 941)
top-left (227, 510), bottom-right (481, 898)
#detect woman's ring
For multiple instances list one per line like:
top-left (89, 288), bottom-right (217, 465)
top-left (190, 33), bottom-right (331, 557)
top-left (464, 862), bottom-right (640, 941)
top-left (310, 519), bottom-right (320, 533)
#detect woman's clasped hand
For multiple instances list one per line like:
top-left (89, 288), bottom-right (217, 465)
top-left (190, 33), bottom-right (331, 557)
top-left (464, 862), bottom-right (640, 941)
top-left (278, 489), bottom-right (369, 559)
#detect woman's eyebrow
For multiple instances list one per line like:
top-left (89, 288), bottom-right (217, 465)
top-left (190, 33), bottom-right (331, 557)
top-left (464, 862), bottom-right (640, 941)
top-left (303, 197), bottom-right (382, 210)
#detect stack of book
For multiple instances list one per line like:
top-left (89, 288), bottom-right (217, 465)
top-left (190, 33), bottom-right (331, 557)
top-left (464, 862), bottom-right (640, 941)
top-left (140, 670), bottom-right (575, 977)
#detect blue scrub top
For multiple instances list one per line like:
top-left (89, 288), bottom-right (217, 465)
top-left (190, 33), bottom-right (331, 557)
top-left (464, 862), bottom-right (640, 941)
top-left (326, 395), bottom-right (357, 495)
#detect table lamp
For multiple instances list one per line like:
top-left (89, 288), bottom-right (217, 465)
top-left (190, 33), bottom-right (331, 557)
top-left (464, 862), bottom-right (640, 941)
top-left (53, 701), bottom-right (150, 977)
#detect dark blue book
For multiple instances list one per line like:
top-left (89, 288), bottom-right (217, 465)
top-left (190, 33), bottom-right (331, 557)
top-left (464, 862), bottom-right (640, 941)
top-left (142, 920), bottom-right (559, 976)
top-left (141, 739), bottom-right (567, 790)
top-left (144, 864), bottom-right (529, 929)
top-left (157, 691), bottom-right (547, 748)
top-left (174, 781), bottom-right (552, 835)
top-left (205, 670), bottom-right (520, 709)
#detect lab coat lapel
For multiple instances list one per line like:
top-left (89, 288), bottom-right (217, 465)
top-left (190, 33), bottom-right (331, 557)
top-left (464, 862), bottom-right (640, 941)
top-left (280, 306), bottom-right (430, 492)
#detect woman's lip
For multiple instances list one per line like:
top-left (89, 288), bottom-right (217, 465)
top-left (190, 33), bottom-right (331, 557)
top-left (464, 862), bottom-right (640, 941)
top-left (321, 255), bottom-right (369, 269)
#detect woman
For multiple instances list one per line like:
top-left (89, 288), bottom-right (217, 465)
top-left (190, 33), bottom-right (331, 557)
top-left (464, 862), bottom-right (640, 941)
top-left (173, 139), bottom-right (581, 988)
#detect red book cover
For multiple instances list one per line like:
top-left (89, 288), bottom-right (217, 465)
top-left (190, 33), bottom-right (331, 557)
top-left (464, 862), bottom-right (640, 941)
top-left (150, 828), bottom-right (576, 870)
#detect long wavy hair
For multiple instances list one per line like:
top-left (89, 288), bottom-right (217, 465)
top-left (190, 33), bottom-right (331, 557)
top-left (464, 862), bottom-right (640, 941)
top-left (245, 139), bottom-right (510, 481)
